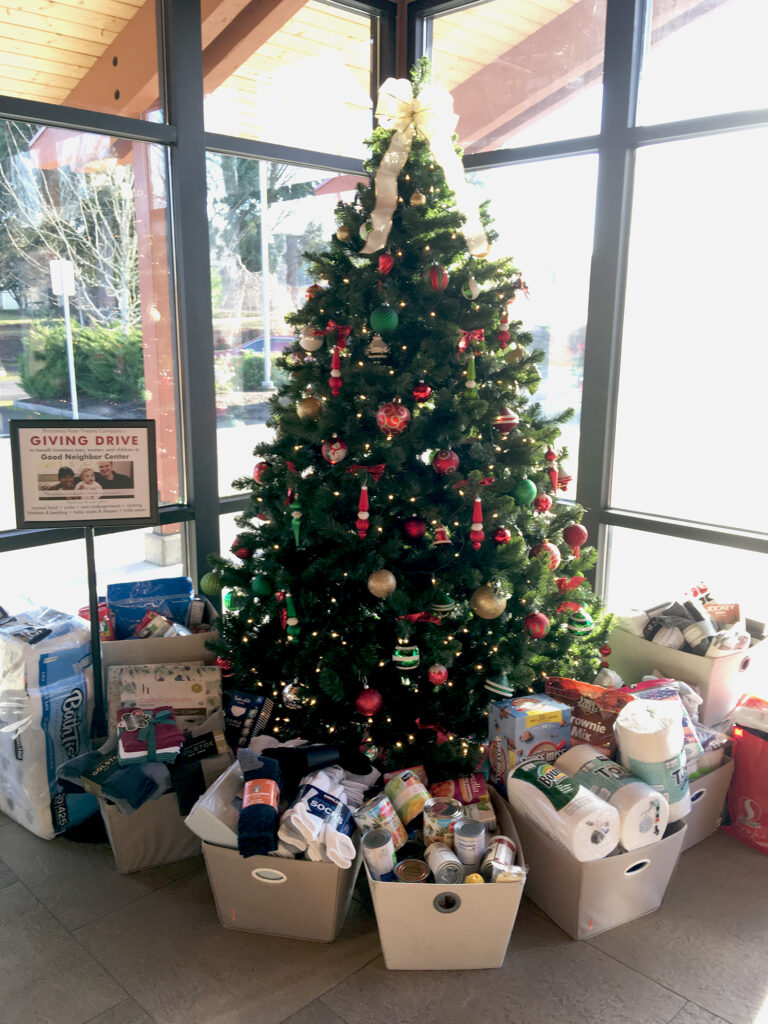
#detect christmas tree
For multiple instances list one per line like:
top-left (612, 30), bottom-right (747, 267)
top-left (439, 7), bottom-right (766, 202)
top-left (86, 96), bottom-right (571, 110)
top-left (206, 61), bottom-right (611, 779)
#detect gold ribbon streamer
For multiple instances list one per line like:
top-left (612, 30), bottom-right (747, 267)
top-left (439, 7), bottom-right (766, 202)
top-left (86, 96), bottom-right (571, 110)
top-left (361, 78), bottom-right (489, 258)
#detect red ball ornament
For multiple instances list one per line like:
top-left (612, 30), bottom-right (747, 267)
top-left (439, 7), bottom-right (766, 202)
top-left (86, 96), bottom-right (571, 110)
top-left (533, 494), bottom-right (553, 513)
top-left (376, 400), bottom-right (411, 435)
top-left (428, 664), bottom-right (449, 686)
top-left (423, 263), bottom-right (449, 292)
top-left (432, 449), bottom-right (460, 475)
top-left (497, 329), bottom-right (511, 348)
top-left (215, 656), bottom-right (233, 674)
top-left (321, 435), bottom-right (349, 464)
top-left (378, 253), bottom-right (394, 276)
top-left (253, 460), bottom-right (270, 483)
top-left (231, 536), bottom-right (252, 560)
top-left (525, 611), bottom-right (551, 638)
top-left (493, 408), bottom-right (519, 433)
top-left (355, 687), bottom-right (383, 716)
top-left (306, 283), bottom-right (324, 300)
top-left (600, 645), bottom-right (612, 657)
top-left (403, 517), bottom-right (428, 540)
top-left (563, 522), bottom-right (589, 558)
top-left (493, 527), bottom-right (512, 545)
top-left (412, 380), bottom-right (432, 403)
top-left (530, 541), bottom-right (562, 571)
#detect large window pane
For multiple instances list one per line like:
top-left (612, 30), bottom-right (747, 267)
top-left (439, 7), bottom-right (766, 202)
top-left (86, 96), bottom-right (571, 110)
top-left (637, 0), bottom-right (768, 127)
top-left (469, 155), bottom-right (599, 492)
top-left (0, 121), bottom-right (182, 531)
top-left (0, 1), bottom-right (163, 121)
top-left (604, 526), bottom-right (768, 625)
top-left (203, 0), bottom-right (374, 158)
top-left (430, 0), bottom-right (606, 154)
top-left (612, 129), bottom-right (768, 531)
top-left (208, 156), bottom-right (346, 496)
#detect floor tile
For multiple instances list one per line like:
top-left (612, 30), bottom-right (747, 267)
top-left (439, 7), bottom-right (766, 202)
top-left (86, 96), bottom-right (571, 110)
top-left (0, 854), bottom-right (16, 890)
top-left (0, 810), bottom-right (11, 827)
top-left (687, 828), bottom-right (768, 878)
top-left (75, 869), bottom-right (381, 1024)
top-left (84, 999), bottom-right (156, 1024)
top-left (669, 1003), bottom-right (730, 1024)
top-left (321, 914), bottom-right (686, 1024)
top-left (0, 881), bottom-right (127, 1024)
top-left (0, 818), bottom-right (200, 930)
top-left (590, 837), bottom-right (768, 1024)
top-left (281, 1003), bottom-right (348, 1024)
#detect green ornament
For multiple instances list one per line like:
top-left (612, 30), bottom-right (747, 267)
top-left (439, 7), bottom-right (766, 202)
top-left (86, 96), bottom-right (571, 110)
top-left (199, 572), bottom-right (222, 597)
top-left (431, 589), bottom-right (455, 613)
top-left (290, 499), bottom-right (302, 546)
top-left (370, 304), bottom-right (398, 335)
top-left (224, 590), bottom-right (244, 611)
top-left (512, 478), bottom-right (537, 505)
top-left (251, 574), bottom-right (272, 597)
top-left (285, 592), bottom-right (300, 639)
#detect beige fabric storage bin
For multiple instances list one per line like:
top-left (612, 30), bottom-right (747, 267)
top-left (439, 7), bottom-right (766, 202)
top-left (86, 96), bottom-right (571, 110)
top-left (100, 792), bottom-right (202, 873)
top-left (513, 809), bottom-right (686, 940)
top-left (681, 757), bottom-right (735, 852)
top-left (366, 789), bottom-right (525, 970)
top-left (202, 839), bottom-right (362, 942)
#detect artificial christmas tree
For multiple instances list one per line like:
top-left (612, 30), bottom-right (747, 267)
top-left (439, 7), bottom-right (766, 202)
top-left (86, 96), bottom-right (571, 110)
top-left (207, 61), bottom-right (611, 780)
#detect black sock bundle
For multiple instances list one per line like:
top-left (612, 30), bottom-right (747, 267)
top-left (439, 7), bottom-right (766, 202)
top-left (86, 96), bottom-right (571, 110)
top-left (237, 749), bottom-right (282, 858)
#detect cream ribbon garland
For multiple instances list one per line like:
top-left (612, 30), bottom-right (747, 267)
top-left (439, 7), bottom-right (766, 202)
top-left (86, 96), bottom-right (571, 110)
top-left (361, 78), bottom-right (489, 258)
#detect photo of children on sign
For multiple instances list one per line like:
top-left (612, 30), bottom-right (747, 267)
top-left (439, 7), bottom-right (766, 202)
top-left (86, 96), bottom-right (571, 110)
top-left (10, 420), bottom-right (157, 528)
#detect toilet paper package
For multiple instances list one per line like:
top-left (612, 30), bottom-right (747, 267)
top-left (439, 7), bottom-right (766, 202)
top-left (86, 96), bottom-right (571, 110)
top-left (615, 699), bottom-right (691, 822)
top-left (556, 744), bottom-right (669, 851)
top-left (0, 609), bottom-right (97, 838)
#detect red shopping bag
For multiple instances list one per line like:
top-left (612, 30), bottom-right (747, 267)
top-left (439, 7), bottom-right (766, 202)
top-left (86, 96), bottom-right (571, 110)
top-left (724, 725), bottom-right (768, 855)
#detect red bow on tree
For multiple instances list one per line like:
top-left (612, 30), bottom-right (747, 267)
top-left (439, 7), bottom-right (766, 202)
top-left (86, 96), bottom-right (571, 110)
top-left (415, 719), bottom-right (450, 745)
top-left (556, 576), bottom-right (586, 593)
top-left (397, 612), bottom-right (443, 625)
top-left (557, 600), bottom-right (582, 614)
top-left (346, 463), bottom-right (386, 482)
top-left (326, 320), bottom-right (351, 348)
top-left (451, 476), bottom-right (494, 490)
top-left (458, 328), bottom-right (484, 353)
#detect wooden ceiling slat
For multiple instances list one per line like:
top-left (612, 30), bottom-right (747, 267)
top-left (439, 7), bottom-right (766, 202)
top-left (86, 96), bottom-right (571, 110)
top-left (0, 51), bottom-right (83, 83)
top-left (0, 10), bottom-right (123, 47)
top-left (0, 35), bottom-right (97, 71)
top-left (8, 0), bottom-right (139, 27)
top-left (0, 64), bottom-right (80, 91)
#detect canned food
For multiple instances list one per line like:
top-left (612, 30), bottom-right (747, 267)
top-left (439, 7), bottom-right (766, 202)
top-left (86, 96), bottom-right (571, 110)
top-left (354, 793), bottom-right (408, 850)
top-left (361, 828), bottom-right (397, 881)
top-left (424, 841), bottom-right (464, 884)
top-left (464, 873), bottom-right (485, 884)
top-left (384, 769), bottom-right (430, 826)
top-left (394, 858), bottom-right (430, 883)
top-left (423, 797), bottom-right (463, 847)
top-left (453, 818), bottom-right (487, 867)
top-left (479, 834), bottom-right (517, 882)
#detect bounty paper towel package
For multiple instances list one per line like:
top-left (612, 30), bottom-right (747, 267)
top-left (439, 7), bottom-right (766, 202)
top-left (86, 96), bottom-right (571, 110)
top-left (488, 693), bottom-right (571, 781)
top-left (0, 609), bottom-right (97, 838)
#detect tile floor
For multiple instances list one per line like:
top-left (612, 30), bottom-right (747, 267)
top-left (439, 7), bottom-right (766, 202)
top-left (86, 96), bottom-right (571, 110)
top-left (0, 807), bottom-right (766, 1024)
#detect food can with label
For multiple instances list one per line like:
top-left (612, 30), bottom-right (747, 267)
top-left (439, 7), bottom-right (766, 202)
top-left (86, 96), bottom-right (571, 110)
top-left (479, 834), bottom-right (517, 882)
top-left (353, 792), bottom-right (408, 850)
top-left (424, 841), bottom-right (465, 884)
top-left (394, 858), bottom-right (430, 883)
top-left (384, 769), bottom-right (430, 826)
top-left (361, 828), bottom-right (397, 881)
top-left (423, 796), bottom-right (464, 847)
top-left (453, 817), bottom-right (487, 868)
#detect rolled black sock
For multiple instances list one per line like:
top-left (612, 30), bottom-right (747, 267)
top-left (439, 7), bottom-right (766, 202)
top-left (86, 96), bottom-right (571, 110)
top-left (237, 749), bottom-right (282, 858)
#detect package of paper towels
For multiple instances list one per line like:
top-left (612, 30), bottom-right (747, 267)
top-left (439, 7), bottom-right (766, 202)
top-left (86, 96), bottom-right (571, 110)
top-left (615, 699), bottom-right (690, 822)
top-left (0, 609), bottom-right (97, 838)
top-left (507, 760), bottom-right (620, 861)
top-left (556, 745), bottom-right (669, 851)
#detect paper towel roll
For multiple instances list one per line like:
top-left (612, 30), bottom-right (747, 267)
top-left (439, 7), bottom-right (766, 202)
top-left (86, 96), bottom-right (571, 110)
top-left (507, 760), bottom-right (620, 861)
top-left (615, 700), bottom-right (690, 822)
top-left (556, 745), bottom-right (669, 851)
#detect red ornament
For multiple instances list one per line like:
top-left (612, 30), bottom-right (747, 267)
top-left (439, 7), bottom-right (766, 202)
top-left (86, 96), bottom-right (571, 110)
top-left (215, 656), bottom-right (233, 675)
top-left (253, 461), bottom-right (270, 483)
top-left (378, 252), bottom-right (394, 275)
top-left (492, 527), bottom-right (512, 545)
top-left (533, 493), bottom-right (553, 513)
top-left (356, 484), bottom-right (370, 538)
top-left (530, 541), bottom-right (562, 571)
top-left (423, 263), bottom-right (449, 292)
top-left (599, 645), bottom-right (612, 657)
top-left (412, 380), bottom-right (432, 402)
top-left (376, 400), bottom-right (411, 435)
top-left (356, 687), bottom-right (383, 716)
top-left (470, 495), bottom-right (485, 551)
top-left (432, 449), bottom-right (460, 475)
top-left (558, 473), bottom-right (573, 492)
top-left (428, 664), bottom-right (449, 686)
top-left (497, 329), bottom-right (511, 348)
top-left (321, 435), bottom-right (348, 464)
top-left (525, 611), bottom-right (551, 638)
top-left (545, 447), bottom-right (559, 494)
top-left (545, 447), bottom-right (558, 462)
top-left (231, 536), bottom-right (252, 560)
top-left (329, 345), bottom-right (342, 396)
top-left (493, 408), bottom-right (519, 434)
top-left (306, 283), bottom-right (323, 300)
top-left (563, 523), bottom-right (589, 558)
top-left (403, 517), bottom-right (428, 540)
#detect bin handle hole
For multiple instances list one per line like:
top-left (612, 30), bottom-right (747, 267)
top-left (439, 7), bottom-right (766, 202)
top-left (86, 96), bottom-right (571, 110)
top-left (691, 788), bottom-right (706, 803)
top-left (251, 868), bottom-right (287, 884)
top-left (739, 655), bottom-right (751, 672)
top-left (434, 892), bottom-right (461, 913)
top-left (624, 859), bottom-right (650, 876)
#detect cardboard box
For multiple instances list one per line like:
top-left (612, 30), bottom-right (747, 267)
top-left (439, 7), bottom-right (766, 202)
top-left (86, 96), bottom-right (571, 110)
top-left (608, 626), bottom-right (766, 726)
top-left (365, 789), bottom-right (525, 970)
top-left (100, 598), bottom-right (218, 674)
top-left (202, 839), bottom-right (362, 942)
top-left (681, 756), bottom-right (735, 852)
top-left (487, 694), bottom-right (571, 781)
top-left (512, 808), bottom-right (686, 940)
top-left (100, 793), bottom-right (202, 873)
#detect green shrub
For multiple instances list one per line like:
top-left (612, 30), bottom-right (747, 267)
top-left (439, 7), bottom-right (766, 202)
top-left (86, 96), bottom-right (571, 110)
top-left (20, 322), bottom-right (145, 403)
top-left (241, 351), bottom-right (288, 390)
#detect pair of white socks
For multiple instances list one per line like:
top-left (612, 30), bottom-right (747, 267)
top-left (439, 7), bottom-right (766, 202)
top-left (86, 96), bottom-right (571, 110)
top-left (276, 767), bottom-right (362, 867)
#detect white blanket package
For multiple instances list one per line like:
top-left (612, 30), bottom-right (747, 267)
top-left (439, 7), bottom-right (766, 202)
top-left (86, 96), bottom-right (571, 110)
top-left (0, 610), bottom-right (97, 839)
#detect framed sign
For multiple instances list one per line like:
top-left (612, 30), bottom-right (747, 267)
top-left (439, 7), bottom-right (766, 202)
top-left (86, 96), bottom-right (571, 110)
top-left (10, 419), bottom-right (158, 529)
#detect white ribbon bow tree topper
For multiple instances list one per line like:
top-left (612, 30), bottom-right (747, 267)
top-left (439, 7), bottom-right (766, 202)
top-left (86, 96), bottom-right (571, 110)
top-left (360, 77), bottom-right (489, 258)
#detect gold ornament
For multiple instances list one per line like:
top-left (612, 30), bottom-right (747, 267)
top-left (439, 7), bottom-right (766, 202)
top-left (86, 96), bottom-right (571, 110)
top-left (471, 584), bottom-right (507, 619)
top-left (367, 569), bottom-right (397, 598)
top-left (335, 225), bottom-right (351, 242)
top-left (410, 191), bottom-right (427, 207)
top-left (296, 395), bottom-right (322, 420)
top-left (506, 344), bottom-right (528, 365)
